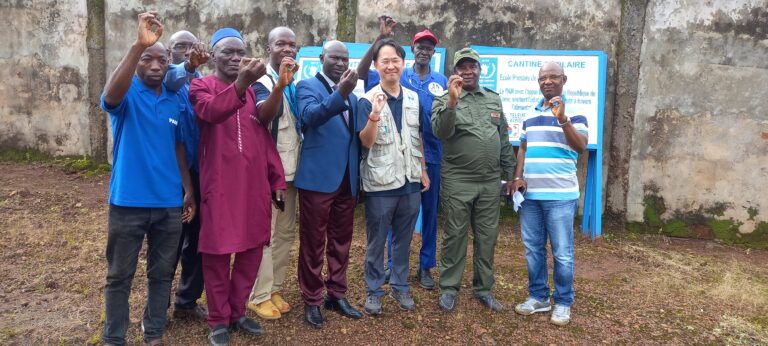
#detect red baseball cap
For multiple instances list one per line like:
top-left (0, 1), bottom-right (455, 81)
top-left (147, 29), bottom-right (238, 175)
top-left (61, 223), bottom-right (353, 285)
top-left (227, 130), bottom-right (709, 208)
top-left (412, 29), bottom-right (438, 45)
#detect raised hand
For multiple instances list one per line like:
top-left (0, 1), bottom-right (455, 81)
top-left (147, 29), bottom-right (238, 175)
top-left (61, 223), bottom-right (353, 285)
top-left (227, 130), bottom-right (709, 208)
top-left (371, 91), bottom-right (387, 117)
top-left (447, 75), bottom-right (463, 107)
top-left (337, 69), bottom-right (358, 97)
top-left (237, 57), bottom-right (267, 86)
top-left (136, 11), bottom-right (163, 48)
top-left (277, 57), bottom-right (300, 88)
top-left (548, 96), bottom-right (566, 122)
top-left (189, 42), bottom-right (210, 69)
top-left (378, 15), bottom-right (397, 38)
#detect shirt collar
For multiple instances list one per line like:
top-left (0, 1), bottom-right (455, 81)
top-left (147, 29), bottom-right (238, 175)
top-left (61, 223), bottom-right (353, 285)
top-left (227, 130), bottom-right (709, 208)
top-left (404, 65), bottom-right (434, 83)
top-left (535, 95), bottom-right (569, 112)
top-left (382, 86), bottom-right (404, 102)
top-left (133, 75), bottom-right (171, 98)
top-left (319, 71), bottom-right (337, 88)
top-left (459, 86), bottom-right (486, 99)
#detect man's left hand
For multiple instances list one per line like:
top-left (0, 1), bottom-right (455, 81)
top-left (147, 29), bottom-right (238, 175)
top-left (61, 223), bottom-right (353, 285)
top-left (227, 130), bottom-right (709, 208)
top-left (548, 96), bottom-right (566, 123)
top-left (273, 189), bottom-right (286, 211)
top-left (420, 171), bottom-right (431, 192)
top-left (182, 192), bottom-right (196, 223)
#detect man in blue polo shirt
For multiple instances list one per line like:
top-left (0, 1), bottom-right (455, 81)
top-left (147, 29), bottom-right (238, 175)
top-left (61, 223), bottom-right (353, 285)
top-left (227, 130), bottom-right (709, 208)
top-left (512, 62), bottom-right (588, 326)
top-left (100, 12), bottom-right (195, 346)
top-left (357, 18), bottom-right (447, 290)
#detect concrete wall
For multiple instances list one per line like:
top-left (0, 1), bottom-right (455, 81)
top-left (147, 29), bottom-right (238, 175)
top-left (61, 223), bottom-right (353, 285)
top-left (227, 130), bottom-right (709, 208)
top-left (626, 0), bottom-right (768, 241)
top-left (0, 0), bottom-right (90, 156)
top-left (3, 0), bottom-right (768, 245)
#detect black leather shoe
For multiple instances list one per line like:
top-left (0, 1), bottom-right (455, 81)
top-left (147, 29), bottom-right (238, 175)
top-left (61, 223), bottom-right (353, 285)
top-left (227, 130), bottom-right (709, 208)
top-left (438, 293), bottom-right (457, 311)
top-left (323, 297), bottom-right (363, 319)
top-left (417, 268), bottom-right (436, 290)
top-left (304, 304), bottom-right (324, 328)
top-left (208, 324), bottom-right (230, 346)
top-left (230, 316), bottom-right (263, 336)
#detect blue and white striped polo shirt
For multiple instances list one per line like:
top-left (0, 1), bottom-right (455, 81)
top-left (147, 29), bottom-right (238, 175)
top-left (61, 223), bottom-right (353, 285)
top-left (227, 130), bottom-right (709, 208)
top-left (520, 98), bottom-right (588, 201)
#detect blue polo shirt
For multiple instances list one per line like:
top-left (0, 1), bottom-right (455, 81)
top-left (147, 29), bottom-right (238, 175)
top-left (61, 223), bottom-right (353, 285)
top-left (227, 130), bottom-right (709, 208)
top-left (357, 89), bottom-right (422, 197)
top-left (100, 75), bottom-right (183, 208)
top-left (365, 66), bottom-right (447, 165)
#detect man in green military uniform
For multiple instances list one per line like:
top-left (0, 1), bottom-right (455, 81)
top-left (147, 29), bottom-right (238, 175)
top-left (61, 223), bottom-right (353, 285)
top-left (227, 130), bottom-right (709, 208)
top-left (431, 48), bottom-right (516, 312)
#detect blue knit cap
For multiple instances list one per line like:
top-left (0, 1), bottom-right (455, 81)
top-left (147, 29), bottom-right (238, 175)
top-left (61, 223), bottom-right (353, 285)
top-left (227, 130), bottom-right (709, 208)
top-left (210, 28), bottom-right (243, 49)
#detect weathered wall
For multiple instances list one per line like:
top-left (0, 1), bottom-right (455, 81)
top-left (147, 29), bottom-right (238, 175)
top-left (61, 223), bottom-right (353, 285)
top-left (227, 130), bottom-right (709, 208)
top-left (0, 0), bottom-right (91, 156)
top-left (626, 0), bottom-right (768, 243)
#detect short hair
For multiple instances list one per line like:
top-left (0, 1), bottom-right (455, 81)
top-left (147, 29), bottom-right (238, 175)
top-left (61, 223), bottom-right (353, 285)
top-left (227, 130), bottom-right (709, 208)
top-left (373, 38), bottom-right (405, 62)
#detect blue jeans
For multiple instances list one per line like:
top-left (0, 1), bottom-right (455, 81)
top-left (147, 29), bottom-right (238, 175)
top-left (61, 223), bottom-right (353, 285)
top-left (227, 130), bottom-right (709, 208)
top-left (520, 199), bottom-right (577, 307)
top-left (102, 205), bottom-right (182, 345)
top-left (365, 192), bottom-right (420, 297)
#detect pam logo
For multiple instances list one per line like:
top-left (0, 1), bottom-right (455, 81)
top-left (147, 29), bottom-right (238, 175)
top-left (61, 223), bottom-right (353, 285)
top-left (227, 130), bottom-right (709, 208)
top-left (479, 57), bottom-right (498, 90)
top-left (168, 118), bottom-right (178, 126)
top-left (301, 60), bottom-right (322, 80)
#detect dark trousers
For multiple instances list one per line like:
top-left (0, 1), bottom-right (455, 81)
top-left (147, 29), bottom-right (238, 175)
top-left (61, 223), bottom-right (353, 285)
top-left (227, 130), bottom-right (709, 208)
top-left (102, 206), bottom-right (182, 345)
top-left (297, 171), bottom-right (356, 306)
top-left (365, 192), bottom-right (421, 297)
top-left (174, 168), bottom-right (204, 309)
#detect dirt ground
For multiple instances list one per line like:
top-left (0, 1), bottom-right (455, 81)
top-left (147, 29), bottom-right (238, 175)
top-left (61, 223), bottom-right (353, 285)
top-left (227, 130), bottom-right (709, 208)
top-left (1, 161), bottom-right (767, 345)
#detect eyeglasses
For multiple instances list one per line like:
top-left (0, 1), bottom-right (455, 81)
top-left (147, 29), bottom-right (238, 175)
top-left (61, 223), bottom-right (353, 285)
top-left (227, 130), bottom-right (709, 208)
top-left (171, 43), bottom-right (194, 53)
top-left (538, 74), bottom-right (564, 83)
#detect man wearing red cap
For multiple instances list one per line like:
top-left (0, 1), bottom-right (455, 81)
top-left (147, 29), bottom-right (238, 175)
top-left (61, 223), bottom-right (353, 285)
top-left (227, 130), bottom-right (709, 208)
top-left (357, 17), bottom-right (448, 290)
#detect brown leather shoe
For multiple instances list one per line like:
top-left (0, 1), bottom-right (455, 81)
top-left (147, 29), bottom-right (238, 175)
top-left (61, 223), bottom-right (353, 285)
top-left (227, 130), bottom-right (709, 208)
top-left (142, 338), bottom-right (165, 346)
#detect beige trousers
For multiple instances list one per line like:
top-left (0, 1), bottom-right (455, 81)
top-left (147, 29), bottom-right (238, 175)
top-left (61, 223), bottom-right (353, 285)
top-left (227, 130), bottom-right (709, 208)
top-left (250, 183), bottom-right (298, 304)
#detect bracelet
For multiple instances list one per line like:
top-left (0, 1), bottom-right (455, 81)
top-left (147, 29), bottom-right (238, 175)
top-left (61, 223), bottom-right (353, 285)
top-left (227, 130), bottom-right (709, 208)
top-left (513, 177), bottom-right (523, 181)
top-left (558, 116), bottom-right (570, 126)
top-left (422, 166), bottom-right (428, 171)
top-left (368, 113), bottom-right (380, 122)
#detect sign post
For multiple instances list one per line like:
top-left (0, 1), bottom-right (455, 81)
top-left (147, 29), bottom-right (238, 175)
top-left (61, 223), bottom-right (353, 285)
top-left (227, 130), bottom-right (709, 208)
top-left (471, 45), bottom-right (607, 239)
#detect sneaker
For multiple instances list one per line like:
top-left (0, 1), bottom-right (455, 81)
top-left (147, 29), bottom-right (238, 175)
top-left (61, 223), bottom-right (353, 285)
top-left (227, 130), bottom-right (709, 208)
top-left (390, 291), bottom-right (416, 311)
top-left (364, 295), bottom-right (382, 315)
top-left (475, 294), bottom-right (503, 312)
top-left (438, 293), bottom-right (457, 311)
top-left (173, 304), bottom-right (208, 321)
top-left (247, 300), bottom-right (281, 320)
top-left (208, 325), bottom-right (230, 346)
top-left (550, 305), bottom-right (571, 326)
top-left (514, 297), bottom-right (552, 316)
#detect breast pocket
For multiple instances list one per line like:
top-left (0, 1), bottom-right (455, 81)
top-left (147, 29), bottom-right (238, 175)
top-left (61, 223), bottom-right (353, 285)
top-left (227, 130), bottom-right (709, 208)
top-left (375, 122), bottom-right (394, 145)
top-left (485, 104), bottom-right (502, 126)
top-left (405, 107), bottom-right (420, 128)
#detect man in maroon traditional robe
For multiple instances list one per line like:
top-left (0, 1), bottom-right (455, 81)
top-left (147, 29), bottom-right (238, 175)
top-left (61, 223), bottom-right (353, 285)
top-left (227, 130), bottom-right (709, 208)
top-left (189, 28), bottom-right (285, 346)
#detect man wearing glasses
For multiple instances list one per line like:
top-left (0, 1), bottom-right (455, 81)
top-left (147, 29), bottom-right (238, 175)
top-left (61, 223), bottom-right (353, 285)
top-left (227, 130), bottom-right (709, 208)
top-left (512, 62), bottom-right (588, 326)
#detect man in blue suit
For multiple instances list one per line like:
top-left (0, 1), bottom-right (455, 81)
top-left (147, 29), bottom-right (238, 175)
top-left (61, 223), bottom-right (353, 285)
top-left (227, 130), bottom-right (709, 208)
top-left (295, 40), bottom-right (363, 329)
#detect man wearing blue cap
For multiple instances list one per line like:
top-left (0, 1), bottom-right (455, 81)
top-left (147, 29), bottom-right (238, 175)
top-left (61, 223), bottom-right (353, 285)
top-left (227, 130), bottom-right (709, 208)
top-left (100, 11), bottom-right (195, 346)
top-left (190, 27), bottom-right (286, 345)
top-left (431, 47), bottom-right (516, 313)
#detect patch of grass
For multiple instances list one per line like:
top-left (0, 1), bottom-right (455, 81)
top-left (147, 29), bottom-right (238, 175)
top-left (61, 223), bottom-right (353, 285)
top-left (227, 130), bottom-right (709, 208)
top-left (643, 195), bottom-right (666, 228)
top-left (59, 157), bottom-right (111, 176)
top-left (0, 148), bottom-right (53, 162)
top-left (663, 220), bottom-right (691, 237)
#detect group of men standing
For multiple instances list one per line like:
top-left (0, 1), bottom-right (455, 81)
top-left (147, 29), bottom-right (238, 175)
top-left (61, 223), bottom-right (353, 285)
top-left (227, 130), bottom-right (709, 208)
top-left (99, 11), bottom-right (587, 346)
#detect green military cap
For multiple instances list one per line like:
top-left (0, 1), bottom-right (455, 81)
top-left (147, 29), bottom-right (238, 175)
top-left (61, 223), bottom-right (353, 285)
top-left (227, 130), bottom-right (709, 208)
top-left (453, 47), bottom-right (480, 67)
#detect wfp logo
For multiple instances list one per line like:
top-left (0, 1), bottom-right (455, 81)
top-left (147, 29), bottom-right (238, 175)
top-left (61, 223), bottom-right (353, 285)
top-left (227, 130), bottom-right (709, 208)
top-left (301, 60), bottom-right (322, 80)
top-left (479, 57), bottom-right (498, 90)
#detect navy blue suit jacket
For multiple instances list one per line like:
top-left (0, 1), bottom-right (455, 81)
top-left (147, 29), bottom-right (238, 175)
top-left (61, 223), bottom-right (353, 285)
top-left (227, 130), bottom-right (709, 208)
top-left (295, 73), bottom-right (361, 197)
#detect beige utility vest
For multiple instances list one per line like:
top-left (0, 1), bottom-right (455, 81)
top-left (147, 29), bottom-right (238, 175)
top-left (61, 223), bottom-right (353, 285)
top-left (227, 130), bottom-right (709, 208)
top-left (360, 85), bottom-right (423, 192)
top-left (257, 72), bottom-right (301, 181)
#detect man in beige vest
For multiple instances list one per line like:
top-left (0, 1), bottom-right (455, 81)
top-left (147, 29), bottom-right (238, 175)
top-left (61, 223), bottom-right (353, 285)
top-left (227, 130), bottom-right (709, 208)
top-left (247, 26), bottom-right (301, 320)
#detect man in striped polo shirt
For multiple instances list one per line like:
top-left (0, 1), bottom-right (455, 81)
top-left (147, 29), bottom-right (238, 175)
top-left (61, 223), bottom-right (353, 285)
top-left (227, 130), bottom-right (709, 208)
top-left (512, 62), bottom-right (588, 326)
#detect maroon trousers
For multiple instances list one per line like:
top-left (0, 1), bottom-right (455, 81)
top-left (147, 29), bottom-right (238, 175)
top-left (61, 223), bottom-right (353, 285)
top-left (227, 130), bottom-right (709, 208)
top-left (297, 173), bottom-right (356, 306)
top-left (202, 247), bottom-right (263, 328)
